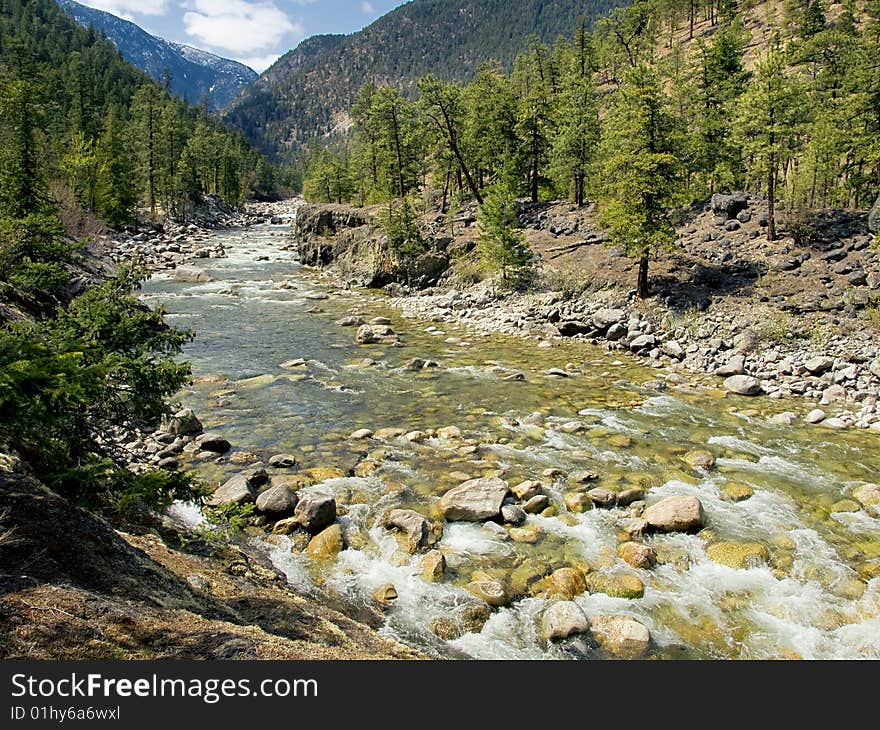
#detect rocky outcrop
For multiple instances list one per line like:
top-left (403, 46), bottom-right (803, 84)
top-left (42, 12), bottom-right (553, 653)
top-left (293, 203), bottom-right (450, 288)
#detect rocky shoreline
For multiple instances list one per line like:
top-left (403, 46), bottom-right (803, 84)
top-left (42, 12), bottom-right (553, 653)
top-left (289, 197), bottom-right (880, 434)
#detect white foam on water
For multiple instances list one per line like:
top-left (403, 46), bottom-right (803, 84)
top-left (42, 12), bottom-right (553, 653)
top-left (708, 434), bottom-right (776, 457)
top-left (266, 536), bottom-right (314, 593)
top-left (576, 408), bottom-right (646, 435)
top-left (449, 601), bottom-right (551, 659)
top-left (165, 500), bottom-right (207, 529)
top-left (441, 522), bottom-right (518, 558)
top-left (830, 510), bottom-right (880, 535)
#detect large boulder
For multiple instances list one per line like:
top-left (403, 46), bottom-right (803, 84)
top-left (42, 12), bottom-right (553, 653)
top-left (715, 355), bottom-right (745, 377)
top-left (643, 495), bottom-right (705, 533)
top-left (590, 614), bottom-right (652, 659)
top-left (542, 601), bottom-right (590, 641)
top-left (710, 192), bottom-right (749, 219)
top-left (356, 324), bottom-right (399, 345)
top-left (207, 474), bottom-right (255, 507)
top-left (724, 375), bottom-right (762, 396)
top-left (592, 308), bottom-right (626, 331)
top-left (195, 432), bottom-right (231, 454)
top-left (293, 493), bottom-right (337, 533)
top-left (162, 408), bottom-right (202, 436)
top-left (439, 477), bottom-right (509, 521)
top-left (804, 356), bottom-right (834, 375)
top-left (255, 484), bottom-right (299, 517)
top-left (381, 509), bottom-right (442, 552)
top-left (306, 524), bottom-right (345, 560)
top-left (172, 265), bottom-right (214, 283)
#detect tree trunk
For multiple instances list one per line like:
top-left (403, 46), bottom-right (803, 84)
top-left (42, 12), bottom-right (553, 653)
top-left (637, 254), bottom-right (650, 300)
top-left (441, 170), bottom-right (450, 214)
top-left (767, 164), bottom-right (777, 241)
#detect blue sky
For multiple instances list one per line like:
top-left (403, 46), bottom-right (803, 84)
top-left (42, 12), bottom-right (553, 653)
top-left (75, 1), bottom-right (409, 72)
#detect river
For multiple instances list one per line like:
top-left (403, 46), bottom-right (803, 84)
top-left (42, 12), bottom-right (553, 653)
top-left (140, 218), bottom-right (880, 660)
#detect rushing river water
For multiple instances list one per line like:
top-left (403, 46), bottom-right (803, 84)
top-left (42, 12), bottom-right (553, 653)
top-left (141, 221), bottom-right (880, 660)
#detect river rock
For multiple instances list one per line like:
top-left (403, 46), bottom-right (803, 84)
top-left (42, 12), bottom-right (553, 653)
top-left (356, 324), bottom-right (398, 344)
top-left (821, 417), bottom-right (849, 430)
top-left (440, 477), bottom-right (509, 521)
top-left (853, 483), bottom-right (880, 516)
top-left (643, 495), bottom-right (705, 533)
top-left (770, 412), bottom-right (799, 426)
top-left (590, 614), bottom-right (652, 659)
top-left (336, 316), bottom-right (365, 327)
top-left (268, 454), bottom-right (297, 468)
top-left (805, 409), bottom-right (826, 424)
top-left (629, 334), bottom-right (656, 351)
top-left (195, 432), bottom-right (231, 454)
top-left (706, 541), bottom-right (769, 569)
top-left (715, 355), bottom-right (745, 376)
top-left (662, 340), bottom-right (685, 359)
top-left (163, 408), bottom-right (203, 435)
top-left (511, 480), bottom-right (542, 500)
top-left (436, 425), bottom-right (462, 439)
top-left (306, 524), bottom-right (345, 560)
top-left (547, 567), bottom-right (587, 599)
top-left (294, 493), bottom-right (337, 533)
top-left (172, 265), bottom-right (214, 283)
top-left (587, 487), bottom-right (617, 507)
top-left (585, 572), bottom-right (645, 599)
top-left (683, 450), bottom-right (716, 469)
top-left (617, 488), bottom-right (645, 507)
top-left (820, 385), bottom-right (846, 405)
top-left (542, 601), bottom-right (590, 641)
top-left (420, 550), bottom-right (446, 581)
top-left (804, 356), bottom-right (834, 375)
top-left (207, 474), bottom-right (255, 507)
top-left (501, 504), bottom-right (527, 525)
top-left (382, 509), bottom-right (441, 552)
top-left (592, 308), bottom-right (626, 331)
top-left (724, 375), bottom-right (762, 396)
top-left (349, 428), bottom-right (374, 439)
top-left (618, 541), bottom-right (657, 569)
top-left (722, 482), bottom-right (754, 502)
top-left (466, 576), bottom-right (508, 607)
top-left (255, 484), bottom-right (299, 517)
top-left (522, 494), bottom-right (550, 514)
top-left (372, 583), bottom-right (398, 607)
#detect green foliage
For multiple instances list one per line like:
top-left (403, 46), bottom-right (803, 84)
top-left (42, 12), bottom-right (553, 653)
top-left (597, 64), bottom-right (683, 295)
top-left (203, 502), bottom-right (256, 536)
top-left (0, 265), bottom-right (194, 508)
top-left (477, 183), bottom-right (532, 288)
top-left (379, 195), bottom-right (426, 255)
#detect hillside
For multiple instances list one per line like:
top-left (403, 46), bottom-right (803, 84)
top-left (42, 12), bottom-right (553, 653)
top-left (57, 0), bottom-right (258, 110)
top-left (223, 0), bottom-right (629, 162)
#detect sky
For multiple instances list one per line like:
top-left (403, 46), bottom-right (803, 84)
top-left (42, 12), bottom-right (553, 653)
top-left (74, 1), bottom-right (409, 72)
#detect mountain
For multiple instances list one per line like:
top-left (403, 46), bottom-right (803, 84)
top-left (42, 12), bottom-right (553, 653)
top-left (56, 0), bottom-right (257, 110)
top-left (223, 0), bottom-right (629, 162)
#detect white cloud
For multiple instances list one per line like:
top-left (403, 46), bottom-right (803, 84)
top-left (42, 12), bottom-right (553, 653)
top-left (183, 0), bottom-right (303, 54)
top-left (76, 0), bottom-right (168, 16)
top-left (361, 1), bottom-right (375, 13)
top-left (238, 54), bottom-right (281, 73)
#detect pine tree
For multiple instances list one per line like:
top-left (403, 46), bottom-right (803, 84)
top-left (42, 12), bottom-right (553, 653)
top-left (597, 65), bottom-right (683, 299)
top-left (734, 49), bottom-right (807, 240)
top-left (477, 183), bottom-right (532, 288)
top-left (95, 106), bottom-right (136, 229)
top-left (550, 21), bottom-right (600, 206)
top-left (513, 39), bottom-right (554, 203)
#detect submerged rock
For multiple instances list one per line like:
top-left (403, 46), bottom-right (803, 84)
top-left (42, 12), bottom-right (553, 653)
top-left (706, 541), bottom-right (769, 569)
top-left (439, 477), bottom-right (509, 521)
top-left (547, 567), bottom-right (587, 600)
top-left (618, 541), bottom-right (657, 569)
top-left (853, 483), bottom-right (880, 516)
top-left (268, 453), bottom-right (298, 468)
top-left (683, 450), bottom-right (716, 470)
top-left (590, 614), bottom-right (651, 659)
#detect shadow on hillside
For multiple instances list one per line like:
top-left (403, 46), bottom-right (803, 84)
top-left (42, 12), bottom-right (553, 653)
top-left (652, 257), bottom-right (769, 312)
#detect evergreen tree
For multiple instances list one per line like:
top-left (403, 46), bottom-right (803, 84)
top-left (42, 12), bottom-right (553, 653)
top-left (597, 65), bottom-right (683, 299)
top-left (513, 39), bottom-right (554, 203)
top-left (477, 183), bottom-right (532, 288)
top-left (95, 106), bottom-right (136, 229)
top-left (550, 21), bottom-right (600, 205)
top-left (734, 49), bottom-right (807, 239)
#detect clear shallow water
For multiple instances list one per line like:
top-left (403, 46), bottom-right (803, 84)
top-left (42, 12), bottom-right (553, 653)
top-left (142, 222), bottom-right (880, 660)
